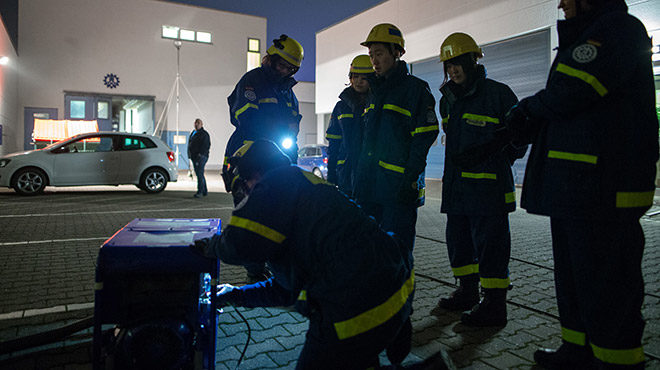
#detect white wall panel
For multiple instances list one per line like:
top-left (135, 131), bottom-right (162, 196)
top-left (0, 17), bottom-right (18, 155)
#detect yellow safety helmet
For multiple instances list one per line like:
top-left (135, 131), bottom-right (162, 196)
top-left (439, 32), bottom-right (483, 62)
top-left (360, 23), bottom-right (405, 54)
top-left (267, 34), bottom-right (304, 67)
top-left (349, 55), bottom-right (374, 74)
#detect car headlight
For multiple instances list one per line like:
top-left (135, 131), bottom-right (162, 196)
top-left (0, 159), bottom-right (10, 168)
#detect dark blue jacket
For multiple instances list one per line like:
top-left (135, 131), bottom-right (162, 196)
top-left (207, 165), bottom-right (413, 342)
top-left (188, 127), bottom-right (210, 160)
top-left (326, 87), bottom-right (367, 195)
top-left (224, 67), bottom-right (302, 163)
top-left (354, 61), bottom-right (439, 207)
top-left (440, 66), bottom-right (526, 215)
top-left (520, 0), bottom-right (658, 219)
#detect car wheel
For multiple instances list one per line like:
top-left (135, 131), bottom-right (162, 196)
top-left (312, 167), bottom-right (324, 179)
top-left (140, 168), bottom-right (168, 193)
top-left (12, 168), bottom-right (47, 196)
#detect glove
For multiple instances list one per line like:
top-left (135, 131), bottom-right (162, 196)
top-left (221, 165), bottom-right (232, 192)
top-left (189, 237), bottom-right (215, 258)
top-left (217, 283), bottom-right (242, 307)
top-left (503, 103), bottom-right (539, 145)
top-left (452, 128), bottom-right (512, 169)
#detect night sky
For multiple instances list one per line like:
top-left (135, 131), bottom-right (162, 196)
top-left (165, 0), bottom-right (385, 82)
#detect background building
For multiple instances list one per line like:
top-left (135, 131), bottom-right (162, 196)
top-left (0, 0), bottom-right (318, 170)
top-left (315, 0), bottom-right (660, 183)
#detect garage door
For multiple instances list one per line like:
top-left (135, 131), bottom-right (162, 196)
top-left (411, 29), bottom-right (551, 183)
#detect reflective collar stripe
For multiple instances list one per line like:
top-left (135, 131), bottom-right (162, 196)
top-left (338, 113), bottom-right (354, 120)
top-left (548, 150), bottom-right (598, 164)
top-left (228, 216), bottom-right (286, 244)
top-left (337, 160), bottom-right (346, 165)
top-left (363, 104), bottom-right (375, 116)
top-left (452, 264), bottom-right (479, 277)
top-left (556, 63), bottom-right (608, 97)
top-left (590, 343), bottom-right (645, 365)
top-left (480, 277), bottom-right (510, 289)
top-left (302, 171), bottom-right (327, 185)
top-left (383, 104), bottom-right (411, 117)
top-left (235, 103), bottom-right (258, 120)
top-left (411, 125), bottom-right (440, 136)
top-left (615, 191), bottom-right (654, 208)
top-left (461, 172), bottom-right (497, 180)
top-left (223, 156), bottom-right (230, 165)
top-left (334, 270), bottom-right (414, 340)
top-left (258, 98), bottom-right (278, 104)
top-left (325, 133), bottom-right (342, 140)
top-left (505, 191), bottom-right (516, 204)
top-left (441, 117), bottom-right (449, 124)
top-left (378, 160), bottom-right (405, 174)
top-left (297, 290), bottom-right (307, 301)
top-left (562, 327), bottom-right (586, 346)
top-left (462, 113), bottom-right (500, 124)
top-left (418, 188), bottom-right (425, 199)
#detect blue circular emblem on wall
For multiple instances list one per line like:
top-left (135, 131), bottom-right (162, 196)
top-left (103, 73), bottom-right (120, 89)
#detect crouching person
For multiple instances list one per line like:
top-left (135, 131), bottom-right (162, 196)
top-left (192, 140), bottom-right (415, 369)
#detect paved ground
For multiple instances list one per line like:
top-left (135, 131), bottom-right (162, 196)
top-left (0, 172), bottom-right (659, 369)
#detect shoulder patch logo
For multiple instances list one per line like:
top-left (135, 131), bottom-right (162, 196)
top-left (244, 90), bottom-right (257, 101)
top-left (572, 44), bottom-right (598, 63)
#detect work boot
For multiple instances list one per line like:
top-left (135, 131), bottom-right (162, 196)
top-left (534, 342), bottom-right (595, 369)
top-left (437, 274), bottom-right (479, 311)
top-left (460, 288), bottom-right (507, 327)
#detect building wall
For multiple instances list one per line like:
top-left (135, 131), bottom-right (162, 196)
top-left (17, 0), bottom-right (267, 167)
top-left (315, 0), bottom-right (658, 114)
top-left (0, 16), bottom-right (19, 156)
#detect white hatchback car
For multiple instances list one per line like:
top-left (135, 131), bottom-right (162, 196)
top-left (0, 132), bottom-right (178, 195)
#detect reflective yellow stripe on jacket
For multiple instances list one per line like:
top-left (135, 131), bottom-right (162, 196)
top-left (338, 113), bottom-right (354, 120)
top-left (556, 63), bottom-right (608, 97)
top-left (378, 161), bottom-right (405, 174)
top-left (363, 104), bottom-right (375, 116)
top-left (234, 103), bottom-right (258, 120)
top-left (383, 104), bottom-right (411, 117)
top-left (258, 98), bottom-right (278, 104)
top-left (326, 133), bottom-right (342, 140)
top-left (229, 216), bottom-right (286, 244)
top-left (410, 124), bottom-right (439, 136)
top-left (334, 271), bottom-right (415, 340)
top-left (462, 113), bottom-right (500, 126)
top-left (461, 172), bottom-right (497, 180)
top-left (615, 191), bottom-right (654, 208)
top-left (548, 150), bottom-right (598, 164)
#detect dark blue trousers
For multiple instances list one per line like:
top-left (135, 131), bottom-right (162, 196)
top-left (445, 213), bottom-right (511, 288)
top-left (193, 154), bottom-right (208, 195)
top-left (550, 215), bottom-right (645, 366)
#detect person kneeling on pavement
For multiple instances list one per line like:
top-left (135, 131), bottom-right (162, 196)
top-left (191, 140), bottom-right (416, 369)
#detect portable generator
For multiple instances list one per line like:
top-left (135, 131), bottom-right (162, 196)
top-left (92, 218), bottom-right (221, 370)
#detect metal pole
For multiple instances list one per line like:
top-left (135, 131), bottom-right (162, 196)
top-left (175, 41), bottom-right (182, 167)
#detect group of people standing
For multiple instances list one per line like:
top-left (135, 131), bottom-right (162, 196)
top-left (190, 0), bottom-right (657, 368)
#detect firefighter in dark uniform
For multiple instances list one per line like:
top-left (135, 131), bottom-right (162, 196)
top-left (355, 23), bottom-right (439, 252)
top-left (504, 0), bottom-right (658, 367)
top-left (436, 33), bottom-right (527, 327)
top-left (221, 34), bottom-right (304, 283)
top-left (193, 140), bottom-right (416, 369)
top-left (325, 55), bottom-right (374, 195)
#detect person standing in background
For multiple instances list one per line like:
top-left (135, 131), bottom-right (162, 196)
top-left (188, 118), bottom-right (210, 198)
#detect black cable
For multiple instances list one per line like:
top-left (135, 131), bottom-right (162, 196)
top-left (0, 316), bottom-right (94, 355)
top-left (219, 306), bottom-right (251, 369)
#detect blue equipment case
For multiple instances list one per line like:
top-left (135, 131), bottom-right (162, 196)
top-left (93, 218), bottom-right (221, 370)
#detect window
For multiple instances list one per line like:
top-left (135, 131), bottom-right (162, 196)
top-left (121, 136), bottom-right (156, 151)
top-left (180, 29), bottom-right (195, 41)
top-left (247, 38), bottom-right (261, 71)
top-left (97, 101), bottom-right (109, 119)
top-left (60, 136), bottom-right (111, 153)
top-left (162, 25), bottom-right (212, 45)
top-left (162, 25), bottom-right (179, 39)
top-left (70, 100), bottom-right (86, 119)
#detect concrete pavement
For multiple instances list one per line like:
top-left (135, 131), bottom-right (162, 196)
top-left (0, 171), bottom-right (659, 369)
